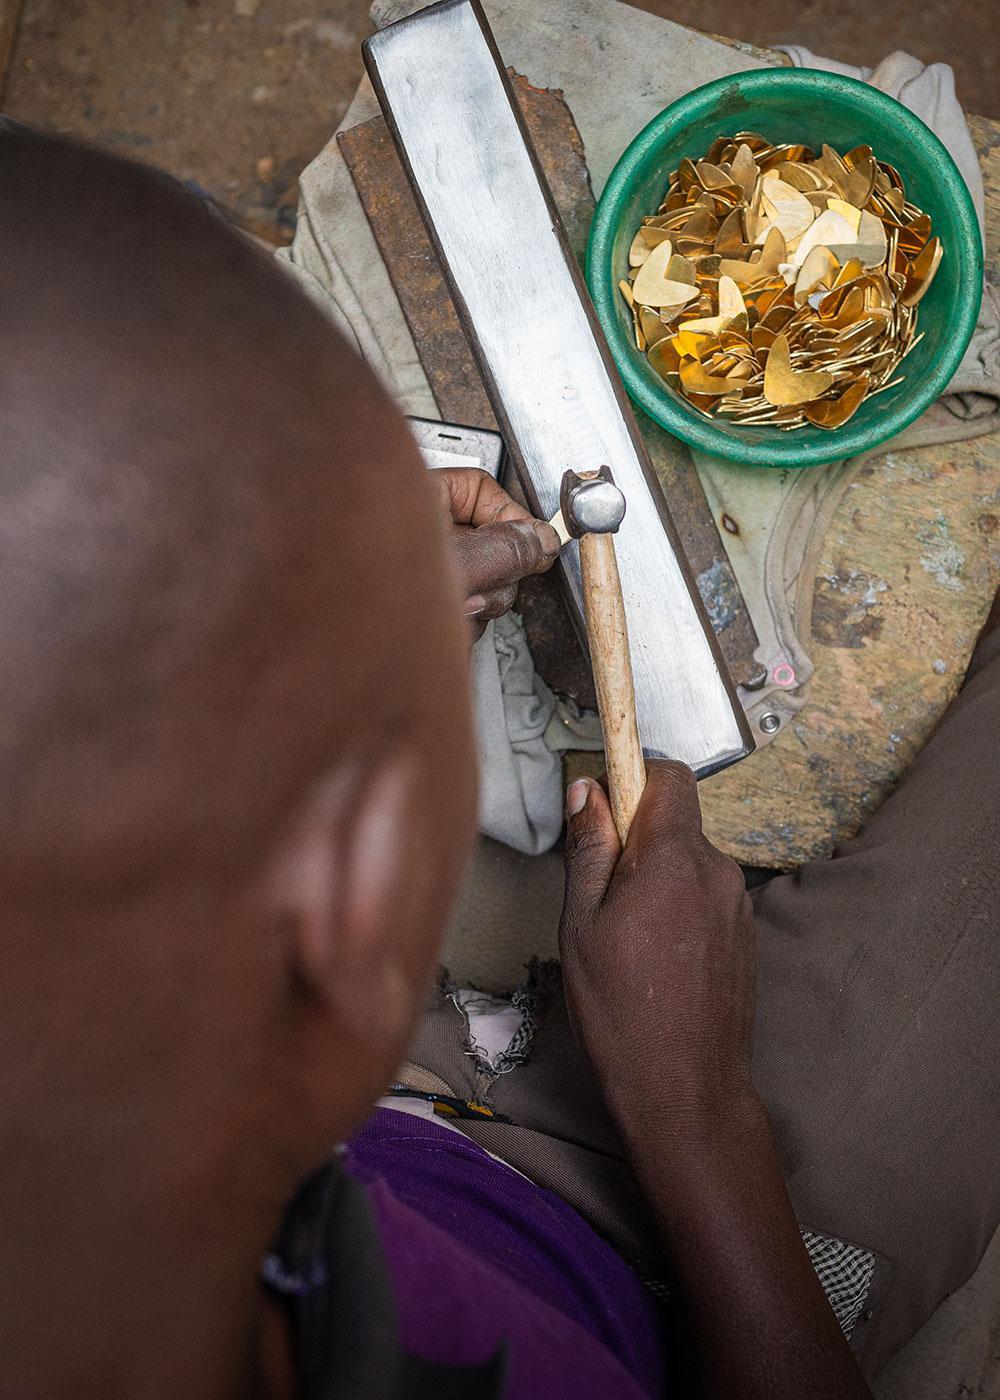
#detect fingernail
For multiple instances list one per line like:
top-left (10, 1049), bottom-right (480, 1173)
top-left (465, 594), bottom-right (487, 616)
top-left (566, 779), bottom-right (590, 818)
top-left (533, 519), bottom-right (562, 559)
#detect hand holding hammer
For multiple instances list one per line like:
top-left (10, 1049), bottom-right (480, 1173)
top-left (559, 467), bottom-right (646, 844)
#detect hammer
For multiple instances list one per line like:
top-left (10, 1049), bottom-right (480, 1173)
top-left (559, 467), bottom-right (647, 844)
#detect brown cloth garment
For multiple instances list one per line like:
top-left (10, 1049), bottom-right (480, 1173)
top-left (401, 596), bottom-right (1000, 1379)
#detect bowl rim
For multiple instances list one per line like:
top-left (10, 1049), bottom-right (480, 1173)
top-left (585, 67), bottom-right (984, 468)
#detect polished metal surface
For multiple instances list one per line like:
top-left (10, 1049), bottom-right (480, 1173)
top-left (364, 0), bottom-right (752, 773)
top-left (560, 467), bottom-right (627, 538)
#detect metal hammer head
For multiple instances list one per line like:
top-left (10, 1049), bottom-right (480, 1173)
top-left (559, 466), bottom-right (627, 538)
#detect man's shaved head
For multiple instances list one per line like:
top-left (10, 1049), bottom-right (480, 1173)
top-left (0, 126), bottom-right (477, 1398)
top-left (0, 125), bottom-right (468, 890)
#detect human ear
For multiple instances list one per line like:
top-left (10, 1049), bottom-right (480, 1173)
top-left (266, 751), bottom-right (430, 1111)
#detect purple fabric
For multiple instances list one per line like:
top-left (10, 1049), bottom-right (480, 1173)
top-left (347, 1106), bottom-right (664, 1399)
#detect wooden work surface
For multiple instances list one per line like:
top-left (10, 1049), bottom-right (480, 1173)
top-left (551, 32), bottom-right (1000, 868)
top-left (338, 76), bottom-right (764, 694)
top-left (688, 113), bottom-right (1000, 869)
top-left (343, 21), bottom-right (999, 870)
top-left (571, 36), bottom-right (999, 868)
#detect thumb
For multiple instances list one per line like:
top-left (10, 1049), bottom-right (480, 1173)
top-left (561, 779), bottom-right (622, 934)
top-left (452, 518), bottom-right (560, 597)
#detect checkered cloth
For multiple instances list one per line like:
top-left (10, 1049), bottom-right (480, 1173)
top-left (802, 1229), bottom-right (877, 1335)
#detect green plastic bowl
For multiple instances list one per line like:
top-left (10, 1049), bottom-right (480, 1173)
top-left (586, 69), bottom-right (983, 467)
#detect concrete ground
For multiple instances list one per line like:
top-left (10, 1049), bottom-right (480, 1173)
top-left (2, 0), bottom-right (997, 246)
top-left (2, 0), bottom-right (997, 1394)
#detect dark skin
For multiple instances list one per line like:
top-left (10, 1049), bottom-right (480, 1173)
top-left (432, 467), bottom-right (560, 636)
top-left (0, 126), bottom-right (552, 1400)
top-left (0, 126), bottom-right (870, 1399)
top-left (561, 766), bottom-right (873, 1399)
top-left (0, 126), bottom-right (475, 1400)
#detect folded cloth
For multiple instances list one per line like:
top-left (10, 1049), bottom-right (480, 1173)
top-left (472, 614), bottom-right (563, 855)
top-left (280, 0), bottom-right (998, 850)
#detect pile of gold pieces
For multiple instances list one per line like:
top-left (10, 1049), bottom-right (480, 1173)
top-left (620, 132), bottom-right (942, 429)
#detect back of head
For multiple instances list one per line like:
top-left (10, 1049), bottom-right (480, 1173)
top-left (0, 124), bottom-right (464, 893)
top-left (0, 126), bottom-right (477, 1398)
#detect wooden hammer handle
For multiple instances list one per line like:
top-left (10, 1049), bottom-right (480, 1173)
top-left (579, 530), bottom-right (646, 844)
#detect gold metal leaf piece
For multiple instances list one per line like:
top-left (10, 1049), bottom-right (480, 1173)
top-left (827, 198), bottom-right (862, 233)
top-left (794, 246), bottom-right (839, 304)
top-left (756, 177), bottom-right (815, 244)
top-left (900, 237), bottom-right (943, 306)
top-left (631, 239), bottom-right (684, 305)
top-left (629, 231), bottom-right (651, 267)
top-left (832, 257), bottom-right (864, 288)
top-left (730, 143), bottom-right (758, 200)
top-left (763, 333), bottom-right (835, 405)
top-left (623, 132), bottom-right (936, 431)
top-left (638, 225), bottom-right (673, 249)
top-left (639, 307), bottom-right (672, 348)
top-left (648, 337), bottom-right (681, 379)
top-left (805, 375), bottom-right (870, 427)
top-left (792, 209), bottom-right (857, 268)
top-left (664, 253), bottom-right (698, 286)
top-left (679, 358), bottom-right (739, 396)
top-left (714, 207), bottom-right (747, 257)
top-left (717, 274), bottom-right (747, 324)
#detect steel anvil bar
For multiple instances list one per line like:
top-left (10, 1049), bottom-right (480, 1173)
top-left (363, 0), bottom-right (753, 775)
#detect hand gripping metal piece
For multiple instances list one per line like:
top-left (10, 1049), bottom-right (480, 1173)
top-left (363, 0), bottom-right (753, 775)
